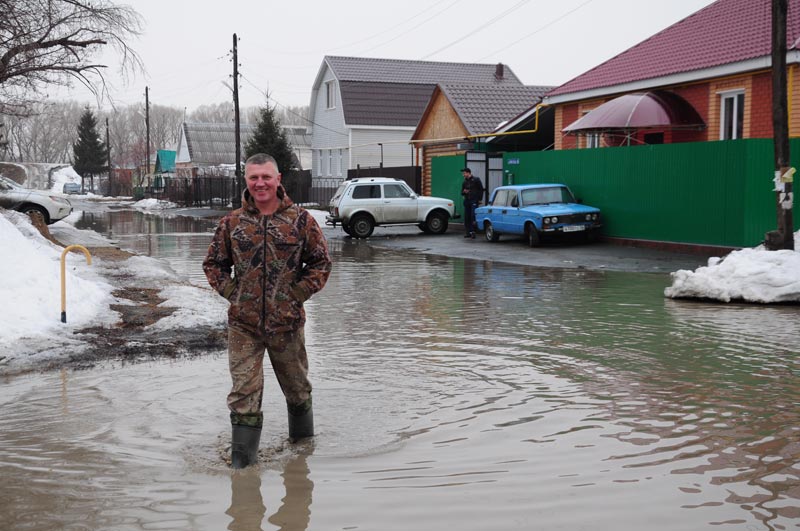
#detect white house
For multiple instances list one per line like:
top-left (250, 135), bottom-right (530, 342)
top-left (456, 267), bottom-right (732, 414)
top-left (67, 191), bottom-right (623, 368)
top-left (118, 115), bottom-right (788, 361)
top-left (308, 56), bottom-right (524, 181)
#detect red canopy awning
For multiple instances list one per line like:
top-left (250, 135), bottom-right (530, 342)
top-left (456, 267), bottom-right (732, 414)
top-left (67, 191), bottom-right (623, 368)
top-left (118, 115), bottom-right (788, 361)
top-left (563, 91), bottom-right (705, 133)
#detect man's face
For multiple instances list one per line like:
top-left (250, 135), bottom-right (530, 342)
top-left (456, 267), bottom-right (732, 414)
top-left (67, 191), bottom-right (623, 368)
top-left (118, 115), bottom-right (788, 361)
top-left (245, 162), bottom-right (281, 205)
top-left (462, 171), bottom-right (470, 179)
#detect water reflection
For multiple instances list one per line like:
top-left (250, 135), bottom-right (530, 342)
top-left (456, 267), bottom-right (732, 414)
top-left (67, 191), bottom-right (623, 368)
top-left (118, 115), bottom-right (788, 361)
top-left (225, 449), bottom-right (314, 531)
top-left (2, 212), bottom-right (797, 530)
top-left (74, 209), bottom-right (217, 283)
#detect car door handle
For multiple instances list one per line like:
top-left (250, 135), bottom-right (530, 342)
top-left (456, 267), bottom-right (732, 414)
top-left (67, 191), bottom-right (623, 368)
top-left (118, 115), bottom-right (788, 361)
top-left (501, 210), bottom-right (507, 214)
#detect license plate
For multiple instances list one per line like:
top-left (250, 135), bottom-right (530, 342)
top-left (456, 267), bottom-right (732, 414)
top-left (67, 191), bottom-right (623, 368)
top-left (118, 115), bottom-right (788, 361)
top-left (562, 225), bottom-right (586, 232)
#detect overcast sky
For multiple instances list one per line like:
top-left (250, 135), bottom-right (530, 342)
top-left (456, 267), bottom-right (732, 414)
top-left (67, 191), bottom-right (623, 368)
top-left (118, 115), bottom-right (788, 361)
top-left (58, 0), bottom-right (717, 113)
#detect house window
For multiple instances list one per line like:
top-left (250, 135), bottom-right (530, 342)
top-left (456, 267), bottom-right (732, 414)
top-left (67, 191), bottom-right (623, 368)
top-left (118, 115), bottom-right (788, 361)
top-left (327, 149), bottom-right (333, 176)
top-left (720, 90), bottom-right (745, 140)
top-left (326, 81), bottom-right (336, 109)
top-left (337, 149), bottom-right (343, 177)
top-left (585, 133), bottom-right (600, 148)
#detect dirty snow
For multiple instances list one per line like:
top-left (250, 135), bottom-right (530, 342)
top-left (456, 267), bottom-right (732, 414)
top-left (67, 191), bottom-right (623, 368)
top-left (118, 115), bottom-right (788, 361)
top-left (664, 230), bottom-right (800, 303)
top-left (0, 205), bottom-right (328, 369)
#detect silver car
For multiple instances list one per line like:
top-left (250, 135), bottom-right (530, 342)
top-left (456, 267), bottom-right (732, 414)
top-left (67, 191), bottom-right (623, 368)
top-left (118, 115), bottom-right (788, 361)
top-left (0, 176), bottom-right (73, 224)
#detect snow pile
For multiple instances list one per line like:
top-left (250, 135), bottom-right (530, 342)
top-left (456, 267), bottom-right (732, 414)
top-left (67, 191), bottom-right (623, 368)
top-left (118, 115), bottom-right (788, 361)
top-left (665, 231), bottom-right (800, 303)
top-left (0, 211), bottom-right (113, 345)
top-left (50, 166), bottom-right (82, 192)
top-left (133, 198), bottom-right (178, 210)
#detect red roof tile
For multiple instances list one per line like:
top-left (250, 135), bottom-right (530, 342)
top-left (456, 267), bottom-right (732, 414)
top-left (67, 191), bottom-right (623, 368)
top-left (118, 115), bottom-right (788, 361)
top-left (548, 0), bottom-right (800, 98)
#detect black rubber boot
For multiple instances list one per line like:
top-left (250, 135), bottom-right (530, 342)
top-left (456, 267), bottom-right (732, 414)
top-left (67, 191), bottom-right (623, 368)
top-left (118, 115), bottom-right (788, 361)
top-left (288, 400), bottom-right (314, 443)
top-left (231, 424), bottom-right (261, 469)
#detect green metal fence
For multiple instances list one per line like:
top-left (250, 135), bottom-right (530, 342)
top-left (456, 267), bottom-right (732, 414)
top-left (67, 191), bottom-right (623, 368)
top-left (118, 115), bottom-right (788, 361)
top-left (431, 139), bottom-right (800, 248)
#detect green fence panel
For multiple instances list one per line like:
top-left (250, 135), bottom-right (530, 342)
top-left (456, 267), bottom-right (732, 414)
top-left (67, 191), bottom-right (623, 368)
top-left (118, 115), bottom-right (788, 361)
top-left (430, 140), bottom-right (800, 247)
top-left (431, 155), bottom-right (467, 220)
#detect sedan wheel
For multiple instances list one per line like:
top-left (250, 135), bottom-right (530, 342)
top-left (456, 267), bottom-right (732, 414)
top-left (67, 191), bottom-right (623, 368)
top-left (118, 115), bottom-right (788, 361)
top-left (526, 224), bottom-right (540, 248)
top-left (485, 222), bottom-right (500, 242)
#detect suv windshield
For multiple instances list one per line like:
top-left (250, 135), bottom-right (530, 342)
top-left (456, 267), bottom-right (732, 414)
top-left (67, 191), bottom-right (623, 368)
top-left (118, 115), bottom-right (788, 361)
top-left (521, 186), bottom-right (575, 206)
top-left (0, 176), bottom-right (23, 190)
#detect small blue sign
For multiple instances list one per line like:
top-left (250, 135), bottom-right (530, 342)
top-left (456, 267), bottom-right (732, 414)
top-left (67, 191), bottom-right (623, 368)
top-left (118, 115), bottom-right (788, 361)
top-left (507, 158), bottom-right (520, 165)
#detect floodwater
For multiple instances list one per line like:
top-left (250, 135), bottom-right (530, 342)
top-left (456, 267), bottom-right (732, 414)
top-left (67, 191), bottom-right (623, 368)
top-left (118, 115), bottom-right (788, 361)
top-left (1, 209), bottom-right (799, 530)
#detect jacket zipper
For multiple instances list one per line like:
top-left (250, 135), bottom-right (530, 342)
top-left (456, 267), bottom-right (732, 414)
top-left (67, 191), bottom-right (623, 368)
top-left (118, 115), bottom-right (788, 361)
top-left (262, 215), bottom-right (269, 329)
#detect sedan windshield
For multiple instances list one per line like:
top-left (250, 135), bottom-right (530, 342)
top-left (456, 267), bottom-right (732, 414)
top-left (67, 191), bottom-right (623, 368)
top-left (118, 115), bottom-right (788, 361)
top-left (520, 186), bottom-right (575, 206)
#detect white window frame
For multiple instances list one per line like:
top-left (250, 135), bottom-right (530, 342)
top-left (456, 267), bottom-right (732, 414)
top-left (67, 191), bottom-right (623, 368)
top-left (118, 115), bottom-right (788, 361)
top-left (585, 132), bottom-right (601, 149)
top-left (327, 149), bottom-right (333, 176)
top-left (337, 149), bottom-right (343, 177)
top-left (719, 89), bottom-right (745, 140)
top-left (325, 81), bottom-right (336, 109)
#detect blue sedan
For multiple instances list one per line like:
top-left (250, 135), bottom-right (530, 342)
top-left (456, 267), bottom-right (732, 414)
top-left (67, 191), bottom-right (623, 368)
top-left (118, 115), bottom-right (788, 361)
top-left (475, 184), bottom-right (602, 247)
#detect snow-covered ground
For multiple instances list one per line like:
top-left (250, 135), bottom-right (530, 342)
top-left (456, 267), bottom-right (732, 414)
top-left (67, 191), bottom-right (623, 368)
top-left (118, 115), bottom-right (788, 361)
top-left (664, 231), bottom-right (800, 302)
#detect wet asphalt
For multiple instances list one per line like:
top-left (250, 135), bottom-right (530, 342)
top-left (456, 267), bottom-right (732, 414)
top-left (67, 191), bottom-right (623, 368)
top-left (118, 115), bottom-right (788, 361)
top-left (328, 223), bottom-right (722, 274)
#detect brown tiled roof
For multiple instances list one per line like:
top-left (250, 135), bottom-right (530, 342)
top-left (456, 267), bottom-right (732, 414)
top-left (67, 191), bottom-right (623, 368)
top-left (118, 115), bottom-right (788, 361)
top-left (548, 0), bottom-right (800, 99)
top-left (439, 84), bottom-right (553, 135)
top-left (339, 81), bottom-right (437, 127)
top-left (326, 56), bottom-right (523, 85)
top-left (326, 56), bottom-right (523, 127)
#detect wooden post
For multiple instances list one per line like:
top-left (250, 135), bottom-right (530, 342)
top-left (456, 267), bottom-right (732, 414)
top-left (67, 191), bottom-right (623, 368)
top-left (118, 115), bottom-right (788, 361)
top-left (766, 0), bottom-right (794, 250)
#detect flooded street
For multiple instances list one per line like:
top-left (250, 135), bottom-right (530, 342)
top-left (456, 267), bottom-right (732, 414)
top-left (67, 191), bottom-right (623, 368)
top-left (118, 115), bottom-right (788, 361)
top-left (1, 208), bottom-right (799, 530)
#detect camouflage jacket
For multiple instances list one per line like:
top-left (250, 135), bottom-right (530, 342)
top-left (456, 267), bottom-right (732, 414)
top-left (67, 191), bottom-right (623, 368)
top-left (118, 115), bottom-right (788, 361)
top-left (203, 186), bottom-right (332, 335)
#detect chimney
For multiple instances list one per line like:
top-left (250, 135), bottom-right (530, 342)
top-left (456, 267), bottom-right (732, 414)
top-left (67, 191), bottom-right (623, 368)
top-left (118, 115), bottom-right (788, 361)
top-left (495, 63), bottom-right (504, 81)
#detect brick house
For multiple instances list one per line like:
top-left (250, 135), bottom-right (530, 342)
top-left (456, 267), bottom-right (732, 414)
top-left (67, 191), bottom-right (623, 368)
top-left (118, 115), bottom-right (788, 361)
top-left (539, 0), bottom-right (800, 149)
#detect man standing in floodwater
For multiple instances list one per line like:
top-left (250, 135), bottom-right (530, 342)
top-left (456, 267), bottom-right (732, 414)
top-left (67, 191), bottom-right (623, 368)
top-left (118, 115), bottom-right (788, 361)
top-left (203, 153), bottom-right (332, 469)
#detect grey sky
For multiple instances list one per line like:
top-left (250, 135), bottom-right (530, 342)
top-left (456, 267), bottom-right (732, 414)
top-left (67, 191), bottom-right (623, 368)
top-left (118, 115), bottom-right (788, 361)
top-left (59, 0), bottom-right (717, 113)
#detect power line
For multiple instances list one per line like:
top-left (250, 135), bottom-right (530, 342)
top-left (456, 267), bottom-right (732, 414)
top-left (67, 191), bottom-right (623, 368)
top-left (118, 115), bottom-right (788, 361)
top-left (421, 0), bottom-right (531, 60)
top-left (478, 0), bottom-right (594, 61)
top-left (359, 0), bottom-right (461, 55)
top-left (239, 74), bottom-right (348, 137)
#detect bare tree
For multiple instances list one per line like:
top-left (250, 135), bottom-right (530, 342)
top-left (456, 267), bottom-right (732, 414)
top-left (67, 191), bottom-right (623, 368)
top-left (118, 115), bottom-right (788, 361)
top-left (189, 102), bottom-right (236, 124)
top-left (0, 0), bottom-right (143, 116)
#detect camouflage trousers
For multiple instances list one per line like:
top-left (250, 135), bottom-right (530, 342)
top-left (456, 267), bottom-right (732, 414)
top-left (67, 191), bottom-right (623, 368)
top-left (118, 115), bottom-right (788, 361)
top-left (227, 325), bottom-right (311, 427)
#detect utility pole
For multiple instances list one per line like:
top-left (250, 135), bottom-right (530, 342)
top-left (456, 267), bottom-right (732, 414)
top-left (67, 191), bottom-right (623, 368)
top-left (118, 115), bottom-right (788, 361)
top-left (106, 118), bottom-right (113, 196)
top-left (766, 0), bottom-right (794, 250)
top-left (145, 86), bottom-right (151, 192)
top-left (233, 33), bottom-right (243, 208)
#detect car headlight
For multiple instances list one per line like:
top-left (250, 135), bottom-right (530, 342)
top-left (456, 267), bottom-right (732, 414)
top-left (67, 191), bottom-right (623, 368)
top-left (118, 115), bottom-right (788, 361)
top-left (585, 214), bottom-right (591, 221)
top-left (49, 196), bottom-right (70, 205)
top-left (550, 216), bottom-right (558, 224)
top-left (543, 217), bottom-right (550, 224)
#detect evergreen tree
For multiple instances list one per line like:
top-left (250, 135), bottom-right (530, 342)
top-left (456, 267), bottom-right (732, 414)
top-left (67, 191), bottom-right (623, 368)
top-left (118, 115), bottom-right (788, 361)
top-left (244, 103), bottom-right (296, 173)
top-left (72, 108), bottom-right (108, 179)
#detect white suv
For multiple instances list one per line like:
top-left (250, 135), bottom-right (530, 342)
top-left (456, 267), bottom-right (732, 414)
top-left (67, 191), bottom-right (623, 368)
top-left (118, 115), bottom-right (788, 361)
top-left (326, 177), bottom-right (455, 238)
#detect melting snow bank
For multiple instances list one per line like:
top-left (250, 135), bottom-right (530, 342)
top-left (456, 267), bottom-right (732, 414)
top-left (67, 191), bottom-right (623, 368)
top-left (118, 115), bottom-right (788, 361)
top-left (0, 210), bottom-right (227, 373)
top-left (664, 231), bottom-right (800, 303)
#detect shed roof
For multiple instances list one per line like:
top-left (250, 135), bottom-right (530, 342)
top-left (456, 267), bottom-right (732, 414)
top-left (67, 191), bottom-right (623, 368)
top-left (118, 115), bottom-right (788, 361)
top-left (181, 122), bottom-right (308, 166)
top-left (548, 0), bottom-right (800, 100)
top-left (438, 84), bottom-right (553, 135)
top-left (155, 150), bottom-right (176, 173)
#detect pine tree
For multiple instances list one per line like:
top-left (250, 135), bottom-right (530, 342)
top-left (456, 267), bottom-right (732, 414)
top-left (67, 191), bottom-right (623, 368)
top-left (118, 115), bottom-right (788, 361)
top-left (244, 103), bottom-right (296, 173)
top-left (72, 108), bottom-right (108, 180)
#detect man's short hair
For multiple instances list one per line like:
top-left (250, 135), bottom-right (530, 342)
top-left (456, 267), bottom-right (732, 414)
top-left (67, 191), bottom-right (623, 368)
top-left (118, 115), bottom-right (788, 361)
top-left (245, 153), bottom-right (279, 172)
top-left (461, 167), bottom-right (471, 173)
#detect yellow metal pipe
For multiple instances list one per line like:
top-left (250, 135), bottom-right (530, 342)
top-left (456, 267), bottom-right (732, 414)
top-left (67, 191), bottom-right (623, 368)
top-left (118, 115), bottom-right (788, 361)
top-left (60, 244), bottom-right (92, 323)
top-left (409, 103), bottom-right (549, 144)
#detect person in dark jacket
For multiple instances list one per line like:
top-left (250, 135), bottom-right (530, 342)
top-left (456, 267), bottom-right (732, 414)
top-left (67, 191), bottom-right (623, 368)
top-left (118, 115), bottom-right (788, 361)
top-left (460, 167), bottom-right (484, 238)
top-left (204, 153), bottom-right (332, 468)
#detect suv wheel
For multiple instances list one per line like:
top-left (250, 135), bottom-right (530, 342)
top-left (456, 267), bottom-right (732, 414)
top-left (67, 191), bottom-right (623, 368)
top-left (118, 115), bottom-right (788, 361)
top-left (349, 214), bottom-right (374, 239)
top-left (425, 211), bottom-right (448, 234)
top-left (485, 222), bottom-right (500, 242)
